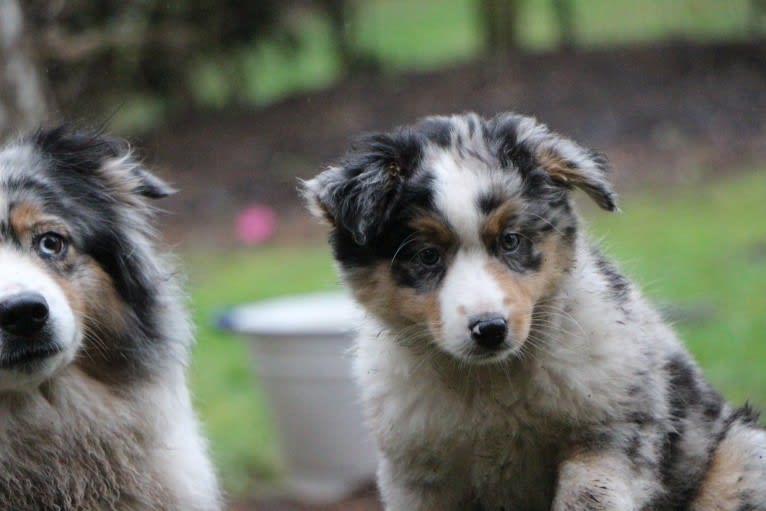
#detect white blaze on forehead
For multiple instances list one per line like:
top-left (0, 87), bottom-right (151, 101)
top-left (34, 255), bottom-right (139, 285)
top-left (427, 148), bottom-right (491, 247)
top-left (425, 143), bottom-right (524, 249)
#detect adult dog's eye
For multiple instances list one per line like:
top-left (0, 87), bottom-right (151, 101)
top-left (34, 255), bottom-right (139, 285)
top-left (36, 232), bottom-right (68, 259)
top-left (416, 247), bottom-right (442, 268)
top-left (500, 231), bottom-right (521, 253)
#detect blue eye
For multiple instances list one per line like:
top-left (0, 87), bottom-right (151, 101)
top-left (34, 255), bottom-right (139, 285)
top-left (501, 231), bottom-right (521, 253)
top-left (416, 247), bottom-right (442, 267)
top-left (36, 232), bottom-right (67, 259)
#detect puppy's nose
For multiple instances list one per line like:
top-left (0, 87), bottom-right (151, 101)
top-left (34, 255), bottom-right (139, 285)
top-left (469, 316), bottom-right (508, 348)
top-left (0, 292), bottom-right (49, 336)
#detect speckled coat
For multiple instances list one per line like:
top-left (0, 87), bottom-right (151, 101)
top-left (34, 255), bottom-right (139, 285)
top-left (305, 112), bottom-right (766, 510)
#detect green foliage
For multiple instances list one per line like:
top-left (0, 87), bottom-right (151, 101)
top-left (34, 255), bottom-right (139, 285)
top-left (187, 170), bottom-right (766, 496)
top-left (204, 0), bottom-right (754, 107)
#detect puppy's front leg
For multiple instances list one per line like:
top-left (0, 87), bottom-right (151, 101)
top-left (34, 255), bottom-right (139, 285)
top-left (552, 450), bottom-right (655, 511)
top-left (378, 457), bottom-right (471, 511)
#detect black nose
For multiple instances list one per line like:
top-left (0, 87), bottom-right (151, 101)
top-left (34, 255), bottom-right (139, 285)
top-left (0, 292), bottom-right (49, 336)
top-left (469, 316), bottom-right (508, 348)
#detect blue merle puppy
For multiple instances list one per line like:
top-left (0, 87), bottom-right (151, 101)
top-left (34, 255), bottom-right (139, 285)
top-left (303, 112), bottom-right (766, 510)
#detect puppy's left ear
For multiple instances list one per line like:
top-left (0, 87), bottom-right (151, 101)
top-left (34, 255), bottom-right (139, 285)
top-left (533, 134), bottom-right (617, 211)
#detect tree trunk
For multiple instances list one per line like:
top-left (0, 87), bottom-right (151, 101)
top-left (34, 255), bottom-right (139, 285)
top-left (552, 0), bottom-right (575, 49)
top-left (0, 0), bottom-right (49, 140)
top-left (478, 0), bottom-right (519, 55)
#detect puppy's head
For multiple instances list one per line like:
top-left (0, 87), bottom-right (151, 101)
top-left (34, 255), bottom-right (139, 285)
top-left (0, 127), bottom-right (174, 391)
top-left (304, 112), bottom-right (616, 364)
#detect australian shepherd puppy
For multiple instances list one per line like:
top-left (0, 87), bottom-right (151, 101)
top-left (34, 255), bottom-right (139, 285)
top-left (0, 128), bottom-right (220, 510)
top-left (304, 112), bottom-right (766, 510)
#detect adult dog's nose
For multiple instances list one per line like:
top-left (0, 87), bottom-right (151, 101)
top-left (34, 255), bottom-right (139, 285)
top-left (469, 316), bottom-right (508, 348)
top-left (0, 292), bottom-right (50, 336)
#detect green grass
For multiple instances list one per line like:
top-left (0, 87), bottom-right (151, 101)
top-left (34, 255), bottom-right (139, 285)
top-left (187, 170), bottom-right (766, 496)
top-left (521, 0), bottom-right (753, 50)
top-left (589, 170), bottom-right (766, 407)
top-left (186, 247), bottom-right (337, 494)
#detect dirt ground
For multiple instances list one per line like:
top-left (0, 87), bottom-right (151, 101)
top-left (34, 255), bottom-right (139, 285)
top-left (141, 41), bottom-right (764, 510)
top-left (144, 40), bottom-right (766, 249)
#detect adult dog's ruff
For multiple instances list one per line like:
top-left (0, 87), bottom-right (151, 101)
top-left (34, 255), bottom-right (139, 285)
top-left (304, 112), bottom-right (766, 510)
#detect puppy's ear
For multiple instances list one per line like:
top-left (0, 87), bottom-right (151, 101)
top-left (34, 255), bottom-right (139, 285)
top-left (534, 137), bottom-right (617, 211)
top-left (32, 126), bottom-right (175, 201)
top-left (302, 131), bottom-right (421, 245)
top-left (499, 115), bottom-right (617, 211)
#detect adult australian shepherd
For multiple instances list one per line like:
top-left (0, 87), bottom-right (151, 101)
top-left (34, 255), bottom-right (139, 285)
top-left (304, 112), bottom-right (766, 510)
top-left (0, 127), bottom-right (220, 510)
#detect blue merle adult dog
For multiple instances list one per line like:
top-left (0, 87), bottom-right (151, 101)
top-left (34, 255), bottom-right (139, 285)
top-left (303, 112), bottom-right (766, 510)
top-left (0, 128), bottom-right (220, 510)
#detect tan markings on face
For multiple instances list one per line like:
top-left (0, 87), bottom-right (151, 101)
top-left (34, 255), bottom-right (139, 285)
top-left (484, 234), bottom-right (573, 345)
top-left (68, 256), bottom-right (131, 376)
top-left (10, 202), bottom-right (43, 244)
top-left (348, 263), bottom-right (442, 337)
top-left (408, 210), bottom-right (457, 246)
top-left (480, 198), bottom-right (523, 244)
top-left (10, 202), bottom-right (72, 246)
top-left (9, 202), bottom-right (42, 241)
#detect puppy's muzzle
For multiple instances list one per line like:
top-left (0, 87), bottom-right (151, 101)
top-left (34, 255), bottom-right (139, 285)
top-left (469, 315), bottom-right (508, 349)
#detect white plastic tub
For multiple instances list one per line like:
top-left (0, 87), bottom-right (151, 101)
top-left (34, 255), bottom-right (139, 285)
top-left (218, 291), bottom-right (377, 503)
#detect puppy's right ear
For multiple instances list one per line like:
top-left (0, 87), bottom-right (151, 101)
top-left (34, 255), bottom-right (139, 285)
top-left (301, 163), bottom-right (395, 246)
top-left (301, 167), bottom-right (344, 228)
top-left (301, 131), bottom-right (421, 245)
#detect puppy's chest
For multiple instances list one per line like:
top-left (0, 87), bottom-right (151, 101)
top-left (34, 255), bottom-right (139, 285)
top-left (407, 385), bottom-right (564, 509)
top-left (467, 404), bottom-right (562, 510)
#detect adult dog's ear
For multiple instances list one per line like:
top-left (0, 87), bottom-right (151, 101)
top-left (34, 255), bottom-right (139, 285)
top-left (302, 131), bottom-right (422, 245)
top-left (499, 114), bottom-right (618, 211)
top-left (32, 126), bottom-right (176, 201)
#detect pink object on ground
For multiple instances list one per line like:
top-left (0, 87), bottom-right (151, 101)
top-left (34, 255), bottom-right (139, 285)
top-left (235, 205), bottom-right (277, 244)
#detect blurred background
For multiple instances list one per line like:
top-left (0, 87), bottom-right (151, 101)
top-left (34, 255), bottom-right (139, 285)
top-left (2, 1), bottom-right (765, 509)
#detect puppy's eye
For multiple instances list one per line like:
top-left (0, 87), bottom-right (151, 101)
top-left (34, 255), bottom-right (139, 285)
top-left (500, 231), bottom-right (521, 253)
top-left (416, 247), bottom-right (442, 268)
top-left (36, 232), bottom-right (68, 259)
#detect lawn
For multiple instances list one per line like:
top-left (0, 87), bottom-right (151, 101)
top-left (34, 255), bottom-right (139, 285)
top-left (186, 169), bottom-right (766, 496)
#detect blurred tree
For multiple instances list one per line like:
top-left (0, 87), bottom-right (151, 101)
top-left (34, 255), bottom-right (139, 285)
top-left (551, 0), bottom-right (575, 49)
top-left (0, 0), bottom-right (49, 139)
top-left (320, 0), bottom-right (355, 71)
top-left (751, 0), bottom-right (766, 34)
top-left (477, 0), bottom-right (576, 54)
top-left (478, 0), bottom-right (519, 54)
top-left (21, 0), bottom-right (287, 120)
top-left (318, 0), bottom-right (380, 73)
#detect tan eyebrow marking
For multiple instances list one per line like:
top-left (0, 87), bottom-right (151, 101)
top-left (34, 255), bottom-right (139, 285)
top-left (481, 198), bottom-right (522, 245)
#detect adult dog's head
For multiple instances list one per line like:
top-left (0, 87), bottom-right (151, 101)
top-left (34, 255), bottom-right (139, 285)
top-left (304, 112), bottom-right (617, 364)
top-left (0, 127), bottom-right (176, 392)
